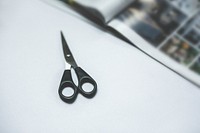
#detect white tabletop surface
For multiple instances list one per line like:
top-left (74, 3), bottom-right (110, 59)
top-left (1, 0), bottom-right (200, 133)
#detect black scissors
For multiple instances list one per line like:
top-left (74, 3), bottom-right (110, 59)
top-left (58, 32), bottom-right (97, 103)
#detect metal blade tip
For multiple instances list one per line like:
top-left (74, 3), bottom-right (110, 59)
top-left (60, 31), bottom-right (64, 38)
top-left (60, 31), bottom-right (67, 44)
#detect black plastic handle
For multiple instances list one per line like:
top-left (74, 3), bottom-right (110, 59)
top-left (58, 70), bottom-right (78, 103)
top-left (74, 67), bottom-right (97, 98)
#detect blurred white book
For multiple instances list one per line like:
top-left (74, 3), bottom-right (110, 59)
top-left (44, 0), bottom-right (200, 87)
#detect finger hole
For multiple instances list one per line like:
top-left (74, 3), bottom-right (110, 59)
top-left (82, 83), bottom-right (94, 93)
top-left (62, 87), bottom-right (74, 97)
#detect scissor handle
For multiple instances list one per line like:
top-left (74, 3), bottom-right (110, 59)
top-left (74, 67), bottom-right (97, 98)
top-left (58, 70), bottom-right (78, 103)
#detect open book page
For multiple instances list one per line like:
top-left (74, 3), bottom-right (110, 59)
top-left (69, 0), bottom-right (134, 23)
top-left (42, 0), bottom-right (134, 23)
top-left (108, 0), bottom-right (200, 86)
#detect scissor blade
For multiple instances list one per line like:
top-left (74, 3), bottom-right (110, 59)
top-left (61, 31), bottom-right (78, 67)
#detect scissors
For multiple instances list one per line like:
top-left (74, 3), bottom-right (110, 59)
top-left (58, 32), bottom-right (97, 103)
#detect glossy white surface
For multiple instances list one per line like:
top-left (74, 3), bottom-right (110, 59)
top-left (0, 0), bottom-right (200, 133)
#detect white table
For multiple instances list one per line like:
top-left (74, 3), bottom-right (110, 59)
top-left (1, 0), bottom-right (200, 132)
